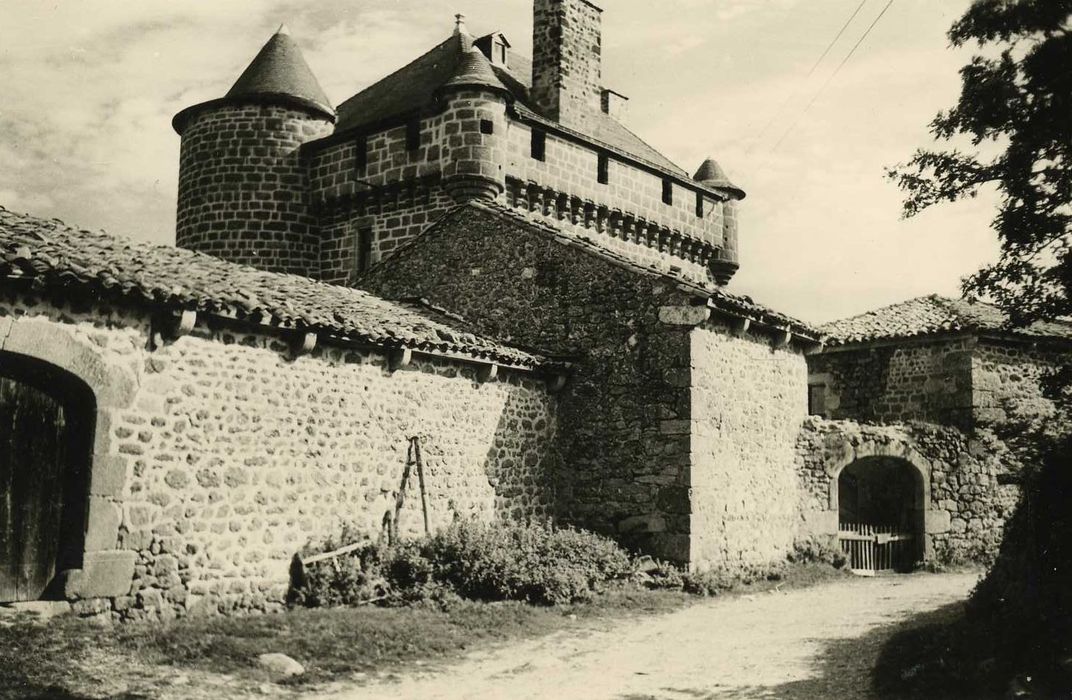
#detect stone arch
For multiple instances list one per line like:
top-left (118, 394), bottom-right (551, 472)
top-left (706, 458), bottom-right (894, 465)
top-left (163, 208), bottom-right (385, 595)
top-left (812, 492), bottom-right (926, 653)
top-left (0, 316), bottom-right (139, 599)
top-left (824, 439), bottom-right (932, 516)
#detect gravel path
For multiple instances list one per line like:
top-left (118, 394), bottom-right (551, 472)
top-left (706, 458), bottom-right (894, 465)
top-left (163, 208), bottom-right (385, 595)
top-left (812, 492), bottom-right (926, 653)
top-left (315, 572), bottom-right (980, 700)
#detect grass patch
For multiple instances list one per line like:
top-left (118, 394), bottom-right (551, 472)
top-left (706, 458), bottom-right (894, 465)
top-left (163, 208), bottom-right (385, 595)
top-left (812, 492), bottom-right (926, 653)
top-left (0, 562), bottom-right (847, 697)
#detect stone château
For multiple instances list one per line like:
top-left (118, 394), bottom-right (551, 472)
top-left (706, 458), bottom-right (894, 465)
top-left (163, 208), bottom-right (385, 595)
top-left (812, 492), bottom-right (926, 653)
top-left (0, 0), bottom-right (1068, 619)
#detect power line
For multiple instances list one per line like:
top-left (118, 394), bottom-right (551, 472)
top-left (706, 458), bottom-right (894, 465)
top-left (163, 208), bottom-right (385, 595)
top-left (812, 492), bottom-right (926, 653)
top-left (767, 0), bottom-right (895, 156)
top-left (744, 0), bottom-right (871, 155)
top-left (806, 0), bottom-right (871, 78)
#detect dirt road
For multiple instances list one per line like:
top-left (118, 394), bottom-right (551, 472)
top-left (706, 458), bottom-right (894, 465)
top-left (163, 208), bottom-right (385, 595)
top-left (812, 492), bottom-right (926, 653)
top-left (316, 572), bottom-right (979, 700)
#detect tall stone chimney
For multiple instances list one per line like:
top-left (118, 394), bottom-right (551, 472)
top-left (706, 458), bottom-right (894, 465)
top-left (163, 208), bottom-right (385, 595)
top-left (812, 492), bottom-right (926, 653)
top-left (531, 0), bottom-right (603, 129)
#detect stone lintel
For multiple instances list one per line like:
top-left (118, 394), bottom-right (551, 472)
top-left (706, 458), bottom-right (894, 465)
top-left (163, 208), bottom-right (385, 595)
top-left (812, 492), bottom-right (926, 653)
top-left (658, 305), bottom-right (711, 326)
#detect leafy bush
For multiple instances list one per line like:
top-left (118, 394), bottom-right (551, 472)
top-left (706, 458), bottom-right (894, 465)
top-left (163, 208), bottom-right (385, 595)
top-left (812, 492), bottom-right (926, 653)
top-left (292, 519), bottom-right (633, 607)
top-left (787, 535), bottom-right (847, 569)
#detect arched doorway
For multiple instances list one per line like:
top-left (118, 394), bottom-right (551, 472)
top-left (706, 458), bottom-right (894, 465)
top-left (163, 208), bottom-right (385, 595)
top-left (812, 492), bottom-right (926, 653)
top-left (836, 457), bottom-right (924, 574)
top-left (0, 353), bottom-right (94, 601)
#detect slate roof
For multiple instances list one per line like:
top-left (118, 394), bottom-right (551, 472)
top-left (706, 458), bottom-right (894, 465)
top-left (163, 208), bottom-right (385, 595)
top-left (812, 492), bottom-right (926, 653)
top-left (0, 206), bottom-right (551, 369)
top-left (693, 158), bottom-right (745, 200)
top-left (377, 200), bottom-right (822, 341)
top-left (821, 294), bottom-right (1072, 346)
top-left (334, 31), bottom-right (688, 178)
top-left (173, 28), bottom-right (334, 133)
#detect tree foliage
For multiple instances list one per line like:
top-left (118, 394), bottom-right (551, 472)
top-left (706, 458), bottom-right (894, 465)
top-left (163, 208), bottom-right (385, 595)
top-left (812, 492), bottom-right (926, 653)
top-left (889, 0), bottom-right (1072, 325)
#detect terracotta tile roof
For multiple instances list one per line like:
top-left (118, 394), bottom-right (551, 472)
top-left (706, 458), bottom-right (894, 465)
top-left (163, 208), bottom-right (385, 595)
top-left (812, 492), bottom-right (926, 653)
top-left (821, 294), bottom-right (1072, 346)
top-left (0, 206), bottom-right (551, 369)
top-left (379, 200), bottom-right (822, 341)
top-left (333, 32), bottom-right (688, 178)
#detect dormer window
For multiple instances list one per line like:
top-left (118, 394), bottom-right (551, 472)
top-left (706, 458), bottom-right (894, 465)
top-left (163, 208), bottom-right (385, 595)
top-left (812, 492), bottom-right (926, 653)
top-left (474, 32), bottom-right (511, 68)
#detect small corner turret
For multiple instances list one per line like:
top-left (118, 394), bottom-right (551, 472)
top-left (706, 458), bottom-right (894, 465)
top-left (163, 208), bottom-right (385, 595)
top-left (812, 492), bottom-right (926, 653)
top-left (694, 158), bottom-right (744, 286)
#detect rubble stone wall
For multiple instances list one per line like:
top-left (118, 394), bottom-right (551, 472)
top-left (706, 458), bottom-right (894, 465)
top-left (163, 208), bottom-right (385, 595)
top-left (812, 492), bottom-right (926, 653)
top-left (0, 292), bottom-right (557, 620)
top-left (972, 339), bottom-right (1067, 430)
top-left (689, 326), bottom-right (808, 569)
top-left (795, 418), bottom-right (1019, 563)
top-left (807, 337), bottom-right (975, 430)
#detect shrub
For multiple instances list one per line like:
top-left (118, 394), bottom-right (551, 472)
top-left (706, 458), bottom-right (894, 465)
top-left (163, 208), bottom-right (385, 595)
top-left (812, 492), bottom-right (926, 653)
top-left (788, 535), bottom-right (847, 569)
top-left (292, 519), bottom-right (633, 608)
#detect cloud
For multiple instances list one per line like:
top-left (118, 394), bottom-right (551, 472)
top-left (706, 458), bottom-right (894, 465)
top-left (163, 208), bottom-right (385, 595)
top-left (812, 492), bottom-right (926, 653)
top-left (0, 0), bottom-right (994, 323)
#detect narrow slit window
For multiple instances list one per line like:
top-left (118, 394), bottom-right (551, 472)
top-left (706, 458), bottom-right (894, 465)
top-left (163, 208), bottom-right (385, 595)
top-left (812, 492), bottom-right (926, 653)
top-left (662, 179), bottom-right (673, 205)
top-left (531, 129), bottom-right (546, 161)
top-left (356, 227), bottom-right (374, 273)
top-left (695, 191), bottom-right (704, 218)
top-left (597, 153), bottom-right (609, 184)
top-left (354, 135), bottom-right (368, 175)
top-left (406, 118), bottom-right (421, 151)
top-left (808, 384), bottom-right (827, 417)
top-left (480, 119), bottom-right (494, 135)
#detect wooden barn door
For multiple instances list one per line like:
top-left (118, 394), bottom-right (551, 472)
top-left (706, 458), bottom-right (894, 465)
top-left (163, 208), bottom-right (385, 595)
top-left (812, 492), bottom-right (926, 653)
top-left (0, 376), bottom-right (70, 601)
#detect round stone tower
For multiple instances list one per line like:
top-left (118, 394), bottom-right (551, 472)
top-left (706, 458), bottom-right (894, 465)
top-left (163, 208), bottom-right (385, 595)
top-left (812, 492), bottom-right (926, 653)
top-left (437, 42), bottom-right (510, 203)
top-left (172, 26), bottom-right (335, 276)
top-left (694, 158), bottom-right (746, 286)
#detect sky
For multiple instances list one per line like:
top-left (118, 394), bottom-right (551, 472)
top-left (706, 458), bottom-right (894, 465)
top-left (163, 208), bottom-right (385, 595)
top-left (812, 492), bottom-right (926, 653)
top-left (0, 0), bottom-right (1000, 324)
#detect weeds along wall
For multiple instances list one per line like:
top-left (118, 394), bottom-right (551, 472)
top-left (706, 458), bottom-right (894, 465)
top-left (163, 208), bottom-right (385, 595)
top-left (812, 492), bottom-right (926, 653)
top-left (0, 291), bottom-right (558, 621)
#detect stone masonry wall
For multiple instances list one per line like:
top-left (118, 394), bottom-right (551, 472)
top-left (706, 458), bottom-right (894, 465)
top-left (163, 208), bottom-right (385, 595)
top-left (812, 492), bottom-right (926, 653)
top-left (808, 337), bottom-right (975, 431)
top-left (689, 325), bottom-right (808, 570)
top-left (0, 292), bottom-right (557, 620)
top-left (308, 89), bottom-right (507, 282)
top-left (795, 418), bottom-right (1020, 563)
top-left (176, 104), bottom-right (333, 275)
top-left (973, 339), bottom-right (1068, 431)
top-left (504, 120), bottom-right (727, 287)
top-left (361, 204), bottom-right (698, 563)
top-left (531, 0), bottom-right (603, 128)
top-left (361, 204), bottom-right (801, 568)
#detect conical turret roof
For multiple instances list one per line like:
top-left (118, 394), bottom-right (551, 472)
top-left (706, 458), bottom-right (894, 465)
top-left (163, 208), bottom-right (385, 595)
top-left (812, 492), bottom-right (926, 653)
top-left (441, 44), bottom-right (509, 93)
top-left (225, 26), bottom-right (334, 117)
top-left (173, 27), bottom-right (334, 134)
top-left (693, 157), bottom-right (746, 200)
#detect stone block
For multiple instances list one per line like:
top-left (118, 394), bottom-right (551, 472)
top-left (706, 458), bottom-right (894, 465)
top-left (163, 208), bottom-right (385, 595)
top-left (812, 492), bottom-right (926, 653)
top-left (84, 497), bottom-right (121, 551)
top-left (617, 514), bottom-right (667, 534)
top-left (63, 550), bottom-right (136, 599)
top-left (800, 509), bottom-right (838, 536)
top-left (658, 305), bottom-right (710, 326)
top-left (89, 454), bottom-right (129, 498)
top-left (925, 509), bottom-right (952, 534)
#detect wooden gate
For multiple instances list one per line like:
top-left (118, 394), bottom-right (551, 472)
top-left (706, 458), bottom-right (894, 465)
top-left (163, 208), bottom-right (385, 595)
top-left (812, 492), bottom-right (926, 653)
top-left (0, 376), bottom-right (70, 601)
top-left (838, 522), bottom-right (915, 575)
